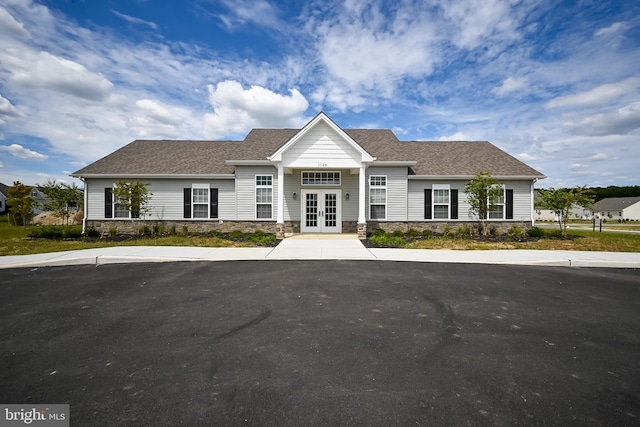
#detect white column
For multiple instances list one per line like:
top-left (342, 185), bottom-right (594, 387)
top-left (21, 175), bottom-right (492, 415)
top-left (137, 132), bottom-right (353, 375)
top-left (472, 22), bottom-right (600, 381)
top-left (358, 165), bottom-right (367, 224)
top-left (277, 163), bottom-right (284, 223)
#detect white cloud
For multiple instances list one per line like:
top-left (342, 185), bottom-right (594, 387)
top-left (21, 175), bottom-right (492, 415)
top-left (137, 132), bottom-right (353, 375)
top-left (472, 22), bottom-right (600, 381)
top-left (215, 0), bottom-right (282, 30)
top-left (311, 2), bottom-right (438, 108)
top-left (439, 131), bottom-right (472, 141)
top-left (0, 143), bottom-right (48, 160)
top-left (9, 52), bottom-right (114, 101)
top-left (546, 78), bottom-right (640, 109)
top-left (439, 0), bottom-right (520, 50)
top-left (563, 102), bottom-right (640, 136)
top-left (0, 161), bottom-right (3, 168)
top-left (204, 80), bottom-right (309, 138)
top-left (111, 10), bottom-right (158, 30)
top-left (0, 5), bottom-right (29, 38)
top-left (517, 152), bottom-right (538, 162)
top-left (586, 152), bottom-right (610, 161)
top-left (594, 22), bottom-right (629, 37)
top-left (0, 94), bottom-right (22, 122)
top-left (493, 77), bottom-right (527, 97)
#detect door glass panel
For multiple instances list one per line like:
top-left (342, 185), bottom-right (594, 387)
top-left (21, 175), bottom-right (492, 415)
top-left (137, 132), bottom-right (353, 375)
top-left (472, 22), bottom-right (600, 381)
top-left (306, 193), bottom-right (318, 227)
top-left (325, 193), bottom-right (337, 227)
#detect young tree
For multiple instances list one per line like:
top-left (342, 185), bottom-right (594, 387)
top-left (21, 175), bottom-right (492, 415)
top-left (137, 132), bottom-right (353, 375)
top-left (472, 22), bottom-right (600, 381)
top-left (464, 171), bottom-right (503, 236)
top-left (7, 181), bottom-right (37, 226)
top-left (39, 179), bottom-right (83, 226)
top-left (112, 181), bottom-right (151, 224)
top-left (538, 186), bottom-right (594, 237)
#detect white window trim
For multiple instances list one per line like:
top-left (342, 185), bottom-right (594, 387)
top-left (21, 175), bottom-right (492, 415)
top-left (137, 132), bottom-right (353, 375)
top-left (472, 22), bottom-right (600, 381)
top-left (369, 175), bottom-right (387, 221)
top-left (488, 184), bottom-right (506, 220)
top-left (432, 184), bottom-right (450, 220)
top-left (301, 171), bottom-right (341, 186)
top-left (255, 174), bottom-right (274, 220)
top-left (191, 183), bottom-right (210, 219)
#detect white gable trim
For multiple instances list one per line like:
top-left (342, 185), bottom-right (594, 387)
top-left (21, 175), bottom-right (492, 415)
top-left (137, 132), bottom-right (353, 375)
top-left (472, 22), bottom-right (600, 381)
top-left (267, 112), bottom-right (375, 164)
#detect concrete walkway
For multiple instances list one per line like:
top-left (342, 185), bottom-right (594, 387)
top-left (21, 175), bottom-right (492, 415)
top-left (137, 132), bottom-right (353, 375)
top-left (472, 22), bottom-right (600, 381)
top-left (1, 234), bottom-right (639, 269)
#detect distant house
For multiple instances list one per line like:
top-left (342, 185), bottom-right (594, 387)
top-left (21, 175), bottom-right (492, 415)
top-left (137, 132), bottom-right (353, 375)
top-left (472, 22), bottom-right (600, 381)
top-left (0, 182), bottom-right (9, 214)
top-left (72, 112), bottom-right (545, 238)
top-left (591, 197), bottom-right (640, 221)
top-left (533, 190), bottom-right (593, 221)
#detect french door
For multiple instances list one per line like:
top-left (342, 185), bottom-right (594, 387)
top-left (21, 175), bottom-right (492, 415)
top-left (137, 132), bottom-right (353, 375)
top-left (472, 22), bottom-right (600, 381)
top-left (301, 190), bottom-right (342, 233)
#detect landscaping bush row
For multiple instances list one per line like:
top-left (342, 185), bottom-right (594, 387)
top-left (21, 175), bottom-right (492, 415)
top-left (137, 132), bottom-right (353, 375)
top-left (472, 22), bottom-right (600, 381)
top-left (28, 225), bottom-right (277, 246)
top-left (367, 226), bottom-right (566, 247)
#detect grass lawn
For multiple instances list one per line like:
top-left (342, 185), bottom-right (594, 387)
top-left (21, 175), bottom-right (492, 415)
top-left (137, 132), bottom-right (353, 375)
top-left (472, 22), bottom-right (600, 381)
top-left (0, 215), bottom-right (261, 256)
top-left (406, 229), bottom-right (640, 252)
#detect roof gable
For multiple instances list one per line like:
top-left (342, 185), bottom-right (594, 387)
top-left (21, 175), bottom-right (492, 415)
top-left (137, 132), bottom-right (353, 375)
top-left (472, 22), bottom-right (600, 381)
top-left (268, 112), bottom-right (375, 164)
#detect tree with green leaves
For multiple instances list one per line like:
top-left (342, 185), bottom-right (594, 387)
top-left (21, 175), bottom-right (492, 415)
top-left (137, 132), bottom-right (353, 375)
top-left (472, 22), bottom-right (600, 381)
top-left (464, 171), bottom-right (503, 236)
top-left (537, 186), bottom-right (594, 238)
top-left (112, 181), bottom-right (151, 224)
top-left (7, 181), bottom-right (37, 226)
top-left (39, 179), bottom-right (83, 226)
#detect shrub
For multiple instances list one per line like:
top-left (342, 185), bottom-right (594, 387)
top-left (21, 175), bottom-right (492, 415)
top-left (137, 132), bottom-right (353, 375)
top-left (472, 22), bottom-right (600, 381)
top-left (547, 229), bottom-right (564, 239)
top-left (507, 225), bottom-right (523, 241)
top-left (168, 224), bottom-right (177, 235)
top-left (442, 225), bottom-right (453, 237)
top-left (84, 226), bottom-right (101, 238)
top-left (249, 230), bottom-right (276, 245)
top-left (489, 225), bottom-right (498, 237)
top-left (230, 230), bottom-right (245, 240)
top-left (108, 226), bottom-right (118, 237)
top-left (181, 225), bottom-right (189, 235)
top-left (422, 229), bottom-right (434, 238)
top-left (152, 224), bottom-right (164, 235)
top-left (138, 225), bottom-right (151, 236)
top-left (407, 228), bottom-right (420, 237)
top-left (392, 230), bottom-right (404, 238)
top-left (28, 226), bottom-right (82, 239)
top-left (371, 228), bottom-right (386, 237)
top-left (527, 226), bottom-right (545, 238)
top-left (456, 225), bottom-right (471, 239)
top-left (209, 229), bottom-right (224, 238)
top-left (370, 233), bottom-right (405, 247)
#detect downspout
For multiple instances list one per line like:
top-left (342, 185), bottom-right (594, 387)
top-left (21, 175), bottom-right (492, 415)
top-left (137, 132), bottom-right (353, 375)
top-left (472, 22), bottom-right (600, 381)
top-left (531, 179), bottom-right (537, 227)
top-left (81, 177), bottom-right (88, 233)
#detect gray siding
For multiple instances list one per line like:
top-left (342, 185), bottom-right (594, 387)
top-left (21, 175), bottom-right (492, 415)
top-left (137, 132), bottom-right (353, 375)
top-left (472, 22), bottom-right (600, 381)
top-left (408, 179), bottom-right (533, 221)
top-left (366, 167), bottom-right (408, 221)
top-left (235, 166), bottom-right (278, 221)
top-left (281, 122), bottom-right (362, 168)
top-left (86, 178), bottom-right (235, 221)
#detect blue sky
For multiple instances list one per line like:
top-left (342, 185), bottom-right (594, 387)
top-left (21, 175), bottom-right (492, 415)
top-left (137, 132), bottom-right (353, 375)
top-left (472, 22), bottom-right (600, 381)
top-left (1, 0), bottom-right (639, 189)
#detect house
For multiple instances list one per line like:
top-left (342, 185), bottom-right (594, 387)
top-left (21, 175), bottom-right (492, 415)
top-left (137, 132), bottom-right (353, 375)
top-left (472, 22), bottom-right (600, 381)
top-left (0, 182), bottom-right (8, 214)
top-left (533, 190), bottom-right (593, 221)
top-left (71, 112), bottom-right (545, 238)
top-left (591, 197), bottom-right (640, 221)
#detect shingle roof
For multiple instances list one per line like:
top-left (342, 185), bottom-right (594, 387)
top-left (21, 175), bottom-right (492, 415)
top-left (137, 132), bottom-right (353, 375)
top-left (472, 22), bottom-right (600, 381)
top-left (591, 197), bottom-right (640, 211)
top-left (72, 128), bottom-right (544, 178)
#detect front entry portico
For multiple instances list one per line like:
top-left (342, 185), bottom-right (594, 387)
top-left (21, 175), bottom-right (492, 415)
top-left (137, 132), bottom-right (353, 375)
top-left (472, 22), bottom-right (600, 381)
top-left (301, 190), bottom-right (342, 233)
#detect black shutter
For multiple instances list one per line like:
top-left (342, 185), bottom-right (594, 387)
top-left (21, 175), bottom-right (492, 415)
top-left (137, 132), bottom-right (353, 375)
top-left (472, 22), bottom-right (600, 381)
top-left (424, 189), bottom-right (432, 219)
top-left (183, 188), bottom-right (191, 218)
top-left (210, 188), bottom-right (218, 219)
top-left (105, 188), bottom-right (113, 218)
top-left (451, 189), bottom-right (458, 219)
top-left (506, 189), bottom-right (514, 219)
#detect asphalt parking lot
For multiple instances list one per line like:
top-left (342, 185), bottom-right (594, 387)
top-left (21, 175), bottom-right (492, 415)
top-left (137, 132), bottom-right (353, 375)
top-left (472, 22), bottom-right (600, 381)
top-left (1, 261), bottom-right (639, 426)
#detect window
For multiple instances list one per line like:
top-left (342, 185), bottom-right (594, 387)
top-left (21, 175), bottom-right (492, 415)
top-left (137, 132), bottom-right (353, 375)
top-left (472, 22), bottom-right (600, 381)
top-left (433, 185), bottom-right (450, 219)
top-left (301, 171), bottom-right (341, 185)
top-left (256, 175), bottom-right (273, 219)
top-left (369, 175), bottom-right (386, 220)
top-left (192, 184), bottom-right (209, 218)
top-left (109, 185), bottom-right (131, 219)
top-left (425, 186), bottom-right (458, 220)
top-left (183, 185), bottom-right (218, 219)
top-left (488, 185), bottom-right (505, 219)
